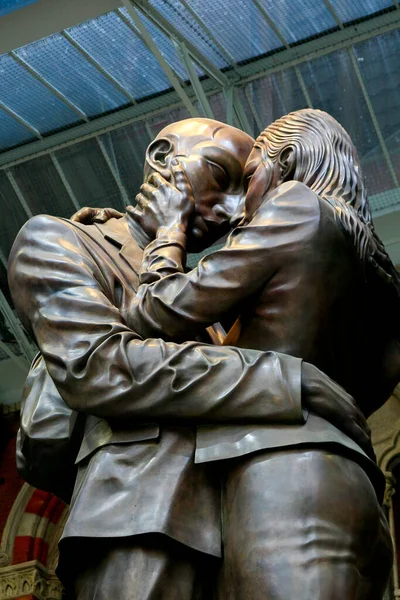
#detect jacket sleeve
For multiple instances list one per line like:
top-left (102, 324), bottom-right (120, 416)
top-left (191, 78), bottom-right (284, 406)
top-left (129, 182), bottom-right (321, 340)
top-left (8, 214), bottom-right (303, 424)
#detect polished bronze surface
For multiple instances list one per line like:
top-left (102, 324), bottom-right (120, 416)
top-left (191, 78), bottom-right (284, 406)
top-left (8, 115), bottom-right (396, 598)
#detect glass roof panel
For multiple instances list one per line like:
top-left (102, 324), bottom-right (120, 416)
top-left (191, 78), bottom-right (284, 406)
top-left (0, 170), bottom-right (31, 258)
top-left (187, 0), bottom-right (283, 63)
top-left (329, 0), bottom-right (393, 24)
top-left (148, 0), bottom-right (229, 69)
top-left (354, 30), bottom-right (400, 201)
top-left (67, 12), bottom-right (171, 101)
top-left (298, 49), bottom-right (393, 197)
top-left (54, 138), bottom-right (126, 211)
top-left (120, 8), bottom-right (203, 79)
top-left (0, 108), bottom-right (36, 150)
top-left (257, 0), bottom-right (337, 44)
top-left (246, 68), bottom-right (308, 130)
top-left (10, 153), bottom-right (78, 217)
top-left (15, 33), bottom-right (130, 118)
top-left (0, 0), bottom-right (38, 18)
top-left (0, 54), bottom-right (80, 133)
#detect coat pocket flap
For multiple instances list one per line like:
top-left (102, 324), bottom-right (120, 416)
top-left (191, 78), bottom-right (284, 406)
top-left (76, 420), bottom-right (160, 463)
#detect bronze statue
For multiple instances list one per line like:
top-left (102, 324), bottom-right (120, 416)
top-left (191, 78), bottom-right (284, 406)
top-left (8, 117), bottom-right (389, 599)
top-left (126, 109), bottom-right (400, 599)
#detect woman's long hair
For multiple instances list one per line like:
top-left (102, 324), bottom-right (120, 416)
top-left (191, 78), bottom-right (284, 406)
top-left (256, 109), bottom-right (400, 333)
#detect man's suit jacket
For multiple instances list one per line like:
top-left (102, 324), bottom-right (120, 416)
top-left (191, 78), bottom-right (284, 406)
top-left (9, 214), bottom-right (308, 557)
top-left (125, 181), bottom-right (400, 495)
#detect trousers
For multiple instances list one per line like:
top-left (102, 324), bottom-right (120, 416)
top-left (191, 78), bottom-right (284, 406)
top-left (66, 449), bottom-right (393, 600)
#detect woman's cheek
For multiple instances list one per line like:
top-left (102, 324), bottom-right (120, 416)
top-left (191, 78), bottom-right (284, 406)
top-left (245, 164), bottom-right (270, 219)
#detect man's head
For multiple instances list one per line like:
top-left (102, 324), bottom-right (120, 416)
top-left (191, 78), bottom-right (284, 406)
top-left (243, 108), bottom-right (371, 224)
top-left (144, 118), bottom-right (254, 250)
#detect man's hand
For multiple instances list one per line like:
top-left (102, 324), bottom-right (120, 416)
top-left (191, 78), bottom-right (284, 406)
top-left (71, 207), bottom-right (125, 224)
top-left (128, 162), bottom-right (194, 240)
top-left (302, 362), bottom-right (375, 460)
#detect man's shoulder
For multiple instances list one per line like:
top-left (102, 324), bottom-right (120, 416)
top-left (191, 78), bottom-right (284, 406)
top-left (13, 214), bottom-right (81, 245)
top-left (12, 214), bottom-right (132, 251)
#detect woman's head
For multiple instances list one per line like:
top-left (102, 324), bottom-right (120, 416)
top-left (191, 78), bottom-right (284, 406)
top-left (245, 108), bottom-right (400, 348)
top-left (244, 108), bottom-right (371, 224)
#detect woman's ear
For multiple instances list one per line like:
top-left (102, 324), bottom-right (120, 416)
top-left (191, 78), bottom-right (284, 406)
top-left (145, 137), bottom-right (174, 180)
top-left (278, 146), bottom-right (295, 182)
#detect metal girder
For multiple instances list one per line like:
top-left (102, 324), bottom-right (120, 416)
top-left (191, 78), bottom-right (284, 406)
top-left (348, 48), bottom-right (399, 188)
top-left (0, 285), bottom-right (36, 364)
top-left (224, 86), bottom-right (234, 126)
top-left (50, 153), bottom-right (81, 212)
top-left (10, 52), bottom-right (89, 123)
top-left (144, 121), bottom-right (155, 144)
top-left (244, 87), bottom-right (264, 133)
top-left (232, 89), bottom-right (253, 136)
top-left (322, 0), bottom-right (344, 29)
top-left (128, 0), bottom-right (230, 87)
top-left (252, 0), bottom-right (288, 48)
top-left (176, 42), bottom-right (214, 119)
top-left (5, 171), bottom-right (33, 218)
top-left (61, 30), bottom-right (137, 105)
top-left (96, 136), bottom-right (131, 207)
top-left (237, 9), bottom-right (400, 85)
top-left (121, 2), bottom-right (199, 118)
top-left (0, 100), bottom-right (41, 139)
top-left (177, 0), bottom-right (238, 71)
top-left (0, 10), bottom-right (399, 169)
top-left (294, 67), bottom-right (313, 109)
top-left (0, 339), bottom-right (30, 371)
top-left (253, 3), bottom-right (313, 112)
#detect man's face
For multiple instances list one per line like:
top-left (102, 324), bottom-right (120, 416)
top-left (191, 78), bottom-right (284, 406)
top-left (153, 119), bottom-right (254, 252)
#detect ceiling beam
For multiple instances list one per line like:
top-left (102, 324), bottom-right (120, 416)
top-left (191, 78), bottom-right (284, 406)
top-left (348, 47), bottom-right (399, 188)
top-left (129, 0), bottom-right (230, 87)
top-left (118, 4), bottom-right (197, 115)
top-left (5, 171), bottom-right (33, 218)
top-left (176, 42), bottom-right (214, 119)
top-left (96, 137), bottom-right (131, 207)
top-left (10, 51), bottom-right (88, 122)
top-left (61, 30), bottom-right (137, 105)
top-left (0, 101), bottom-right (41, 139)
top-left (0, 9), bottom-right (399, 169)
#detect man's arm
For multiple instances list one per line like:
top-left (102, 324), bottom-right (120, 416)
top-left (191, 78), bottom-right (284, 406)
top-left (8, 214), bottom-right (304, 424)
top-left (128, 181), bottom-right (320, 341)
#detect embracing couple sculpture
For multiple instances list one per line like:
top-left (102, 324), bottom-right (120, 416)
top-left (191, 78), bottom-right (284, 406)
top-left (9, 109), bottom-right (400, 599)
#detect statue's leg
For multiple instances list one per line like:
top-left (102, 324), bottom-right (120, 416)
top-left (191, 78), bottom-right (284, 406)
top-left (218, 448), bottom-right (392, 600)
top-left (66, 533), bottom-right (216, 600)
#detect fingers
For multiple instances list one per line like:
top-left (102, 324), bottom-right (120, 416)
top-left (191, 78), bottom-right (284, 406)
top-left (71, 207), bottom-right (125, 224)
top-left (126, 204), bottom-right (143, 223)
top-left (103, 208), bottom-right (125, 221)
top-left (70, 207), bottom-right (96, 224)
top-left (147, 172), bottom-right (168, 188)
top-left (92, 208), bottom-right (124, 223)
top-left (171, 162), bottom-right (191, 195)
top-left (135, 192), bottom-right (150, 212)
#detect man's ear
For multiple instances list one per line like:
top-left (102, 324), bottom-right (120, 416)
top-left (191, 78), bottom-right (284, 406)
top-left (145, 137), bottom-right (174, 180)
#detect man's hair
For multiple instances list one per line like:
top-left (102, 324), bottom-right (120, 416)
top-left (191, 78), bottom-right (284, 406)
top-left (257, 108), bottom-right (400, 335)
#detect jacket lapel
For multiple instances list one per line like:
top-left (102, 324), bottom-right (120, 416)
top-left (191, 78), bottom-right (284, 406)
top-left (94, 216), bottom-right (143, 280)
